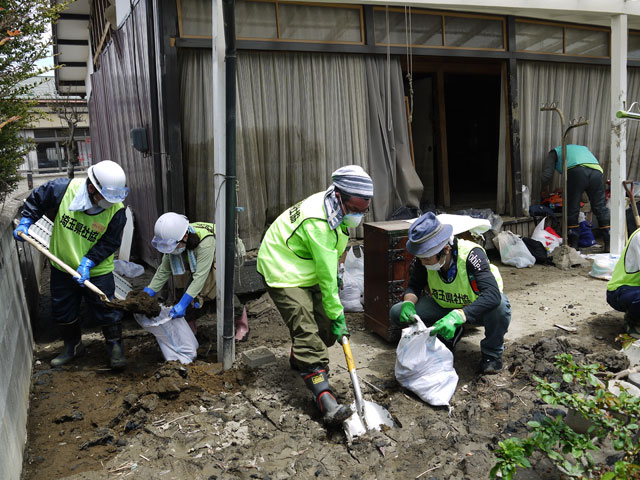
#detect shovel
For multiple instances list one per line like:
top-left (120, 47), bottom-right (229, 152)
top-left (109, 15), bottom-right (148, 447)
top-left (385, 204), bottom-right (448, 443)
top-left (340, 335), bottom-right (394, 442)
top-left (18, 230), bottom-right (121, 308)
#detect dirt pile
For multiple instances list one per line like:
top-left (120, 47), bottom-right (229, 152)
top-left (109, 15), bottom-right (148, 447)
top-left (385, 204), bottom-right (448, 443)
top-left (108, 290), bottom-right (161, 317)
top-left (22, 261), bottom-right (633, 479)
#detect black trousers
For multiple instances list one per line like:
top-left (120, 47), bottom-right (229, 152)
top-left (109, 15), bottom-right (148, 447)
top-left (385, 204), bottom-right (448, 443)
top-left (50, 266), bottom-right (122, 327)
top-left (566, 166), bottom-right (610, 230)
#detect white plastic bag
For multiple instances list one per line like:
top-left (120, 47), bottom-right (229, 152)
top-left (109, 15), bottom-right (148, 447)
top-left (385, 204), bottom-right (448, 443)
top-left (134, 305), bottom-right (199, 364)
top-left (339, 246), bottom-right (365, 312)
top-left (395, 317), bottom-right (459, 406)
top-left (494, 230), bottom-right (535, 268)
top-left (531, 218), bottom-right (562, 253)
top-left (588, 253), bottom-right (619, 281)
top-left (113, 259), bottom-right (145, 278)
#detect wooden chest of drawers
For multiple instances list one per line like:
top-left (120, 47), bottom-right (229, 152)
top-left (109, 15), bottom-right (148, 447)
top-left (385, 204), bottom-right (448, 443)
top-left (363, 220), bottom-right (414, 342)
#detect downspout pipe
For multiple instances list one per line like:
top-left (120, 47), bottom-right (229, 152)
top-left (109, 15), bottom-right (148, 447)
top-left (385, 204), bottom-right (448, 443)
top-left (222, 0), bottom-right (236, 369)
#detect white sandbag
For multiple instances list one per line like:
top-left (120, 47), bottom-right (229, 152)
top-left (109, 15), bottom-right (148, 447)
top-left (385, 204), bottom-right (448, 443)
top-left (113, 259), bottom-right (145, 278)
top-left (587, 253), bottom-right (619, 281)
top-left (395, 317), bottom-right (458, 406)
top-left (339, 246), bottom-right (364, 312)
top-left (494, 230), bottom-right (535, 268)
top-left (135, 305), bottom-right (198, 364)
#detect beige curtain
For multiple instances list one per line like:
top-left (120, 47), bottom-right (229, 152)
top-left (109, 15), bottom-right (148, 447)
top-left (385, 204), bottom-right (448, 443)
top-left (179, 50), bottom-right (369, 249)
top-left (517, 61), bottom-right (640, 201)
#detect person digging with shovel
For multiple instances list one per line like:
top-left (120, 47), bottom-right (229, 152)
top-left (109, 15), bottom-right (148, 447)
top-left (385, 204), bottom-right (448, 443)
top-left (257, 165), bottom-right (374, 426)
top-left (389, 212), bottom-right (511, 374)
top-left (14, 160), bottom-right (129, 369)
top-left (143, 212), bottom-right (249, 341)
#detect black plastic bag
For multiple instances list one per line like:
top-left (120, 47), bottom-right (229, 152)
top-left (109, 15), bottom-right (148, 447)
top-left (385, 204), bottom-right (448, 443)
top-left (522, 237), bottom-right (553, 265)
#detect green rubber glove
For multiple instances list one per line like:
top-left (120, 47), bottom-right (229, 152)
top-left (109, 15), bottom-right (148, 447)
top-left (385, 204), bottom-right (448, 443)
top-left (399, 301), bottom-right (417, 325)
top-left (332, 313), bottom-right (349, 342)
top-left (430, 309), bottom-right (465, 340)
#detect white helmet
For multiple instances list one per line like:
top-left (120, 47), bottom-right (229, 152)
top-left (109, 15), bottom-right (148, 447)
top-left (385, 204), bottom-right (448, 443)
top-left (152, 212), bottom-right (190, 253)
top-left (87, 160), bottom-right (129, 203)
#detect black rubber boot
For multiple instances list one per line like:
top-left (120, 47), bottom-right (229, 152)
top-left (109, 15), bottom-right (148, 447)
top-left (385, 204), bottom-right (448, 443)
top-left (479, 353), bottom-right (503, 374)
top-left (102, 323), bottom-right (126, 370)
top-left (302, 367), bottom-right (352, 425)
top-left (51, 322), bottom-right (84, 367)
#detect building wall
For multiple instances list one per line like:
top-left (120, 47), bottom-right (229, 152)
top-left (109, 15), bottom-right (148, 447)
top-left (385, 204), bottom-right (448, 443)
top-left (0, 198), bottom-right (36, 480)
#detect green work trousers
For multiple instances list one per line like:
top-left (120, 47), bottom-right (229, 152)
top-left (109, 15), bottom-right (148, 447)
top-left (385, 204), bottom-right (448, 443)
top-left (267, 285), bottom-right (335, 370)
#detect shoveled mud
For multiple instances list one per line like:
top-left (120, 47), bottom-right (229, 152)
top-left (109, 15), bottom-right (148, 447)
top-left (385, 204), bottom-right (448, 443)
top-left (21, 260), bottom-right (633, 480)
top-left (107, 290), bottom-right (161, 317)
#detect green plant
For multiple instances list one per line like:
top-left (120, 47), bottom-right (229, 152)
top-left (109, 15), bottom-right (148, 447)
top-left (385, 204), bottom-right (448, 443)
top-left (0, 0), bottom-right (66, 199)
top-left (491, 354), bottom-right (640, 480)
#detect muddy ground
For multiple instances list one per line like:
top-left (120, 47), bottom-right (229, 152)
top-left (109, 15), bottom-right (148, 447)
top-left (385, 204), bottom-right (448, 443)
top-left (21, 254), bottom-right (630, 480)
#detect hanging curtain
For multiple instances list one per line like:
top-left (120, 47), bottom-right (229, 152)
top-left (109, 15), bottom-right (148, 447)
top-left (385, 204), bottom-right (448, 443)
top-left (519, 61), bottom-right (640, 201)
top-left (179, 49), bottom-right (369, 249)
top-left (365, 56), bottom-right (423, 220)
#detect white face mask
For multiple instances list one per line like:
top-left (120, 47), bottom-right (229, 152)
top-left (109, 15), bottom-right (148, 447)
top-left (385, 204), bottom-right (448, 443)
top-left (172, 246), bottom-right (186, 255)
top-left (424, 254), bottom-right (447, 271)
top-left (97, 198), bottom-right (114, 210)
top-left (342, 213), bottom-right (364, 228)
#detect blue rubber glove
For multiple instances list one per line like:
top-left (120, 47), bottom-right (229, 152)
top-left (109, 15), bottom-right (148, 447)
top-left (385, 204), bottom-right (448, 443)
top-left (75, 257), bottom-right (95, 286)
top-left (143, 287), bottom-right (156, 297)
top-left (13, 217), bottom-right (33, 242)
top-left (170, 293), bottom-right (194, 318)
top-left (430, 309), bottom-right (465, 340)
top-left (331, 313), bottom-right (349, 343)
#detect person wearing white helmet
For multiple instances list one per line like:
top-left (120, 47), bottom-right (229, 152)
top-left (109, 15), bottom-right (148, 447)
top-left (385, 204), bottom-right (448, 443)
top-left (257, 165), bottom-right (374, 426)
top-left (143, 213), bottom-right (248, 339)
top-left (14, 160), bottom-right (130, 369)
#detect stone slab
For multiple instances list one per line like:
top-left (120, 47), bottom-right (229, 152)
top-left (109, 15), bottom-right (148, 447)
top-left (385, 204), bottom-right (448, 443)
top-left (241, 346), bottom-right (276, 368)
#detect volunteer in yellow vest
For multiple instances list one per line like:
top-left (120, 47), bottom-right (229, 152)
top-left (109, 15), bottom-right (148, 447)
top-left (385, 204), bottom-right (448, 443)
top-left (540, 144), bottom-right (610, 251)
top-left (389, 212), bottom-right (511, 375)
top-left (257, 165), bottom-right (374, 425)
top-left (143, 213), bottom-right (244, 338)
top-left (606, 229), bottom-right (640, 339)
top-left (13, 160), bottom-right (129, 369)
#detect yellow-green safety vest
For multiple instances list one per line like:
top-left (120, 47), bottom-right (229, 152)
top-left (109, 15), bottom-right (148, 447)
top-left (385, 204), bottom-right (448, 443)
top-left (607, 229), bottom-right (640, 291)
top-left (50, 178), bottom-right (124, 276)
top-left (427, 239), bottom-right (503, 309)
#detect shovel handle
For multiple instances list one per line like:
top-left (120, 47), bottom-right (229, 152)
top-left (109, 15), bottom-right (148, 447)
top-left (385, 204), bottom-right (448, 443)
top-left (341, 335), bottom-right (366, 417)
top-left (17, 231), bottom-right (110, 302)
top-left (623, 181), bottom-right (640, 229)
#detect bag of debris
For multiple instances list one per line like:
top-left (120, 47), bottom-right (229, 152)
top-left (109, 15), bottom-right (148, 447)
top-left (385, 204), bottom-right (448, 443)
top-left (113, 259), bottom-right (145, 278)
top-left (531, 217), bottom-right (562, 253)
top-left (395, 317), bottom-right (458, 406)
top-left (339, 246), bottom-right (364, 312)
top-left (134, 305), bottom-right (199, 364)
top-left (494, 230), bottom-right (535, 268)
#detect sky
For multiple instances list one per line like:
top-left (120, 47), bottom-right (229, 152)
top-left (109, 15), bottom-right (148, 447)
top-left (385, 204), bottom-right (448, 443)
top-left (34, 24), bottom-right (54, 75)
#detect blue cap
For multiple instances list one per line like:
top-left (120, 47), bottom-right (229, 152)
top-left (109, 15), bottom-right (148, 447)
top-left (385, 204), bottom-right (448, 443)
top-left (406, 212), bottom-right (453, 257)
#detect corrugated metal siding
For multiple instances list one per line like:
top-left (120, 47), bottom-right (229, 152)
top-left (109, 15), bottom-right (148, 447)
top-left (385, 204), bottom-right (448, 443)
top-left (88, 0), bottom-right (161, 266)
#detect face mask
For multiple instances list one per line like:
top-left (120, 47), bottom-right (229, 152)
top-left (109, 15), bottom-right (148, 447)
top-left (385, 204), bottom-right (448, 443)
top-left (342, 213), bottom-right (363, 228)
top-left (172, 246), bottom-right (186, 255)
top-left (97, 199), bottom-right (113, 210)
top-left (424, 255), bottom-right (447, 271)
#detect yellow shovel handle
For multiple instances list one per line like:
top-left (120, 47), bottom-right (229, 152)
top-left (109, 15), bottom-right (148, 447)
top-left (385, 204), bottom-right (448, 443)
top-left (341, 335), bottom-right (356, 372)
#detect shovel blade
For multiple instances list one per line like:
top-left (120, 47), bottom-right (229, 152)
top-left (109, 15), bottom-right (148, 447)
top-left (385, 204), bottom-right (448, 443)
top-left (343, 400), bottom-right (394, 442)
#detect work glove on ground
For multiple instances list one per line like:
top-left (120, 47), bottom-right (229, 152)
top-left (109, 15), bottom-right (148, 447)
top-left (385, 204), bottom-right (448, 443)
top-left (170, 293), bottom-right (194, 318)
top-left (430, 309), bottom-right (465, 340)
top-left (13, 217), bottom-right (33, 241)
top-left (332, 313), bottom-right (349, 342)
top-left (399, 301), bottom-right (417, 325)
top-left (75, 257), bottom-right (95, 286)
top-left (143, 287), bottom-right (156, 297)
